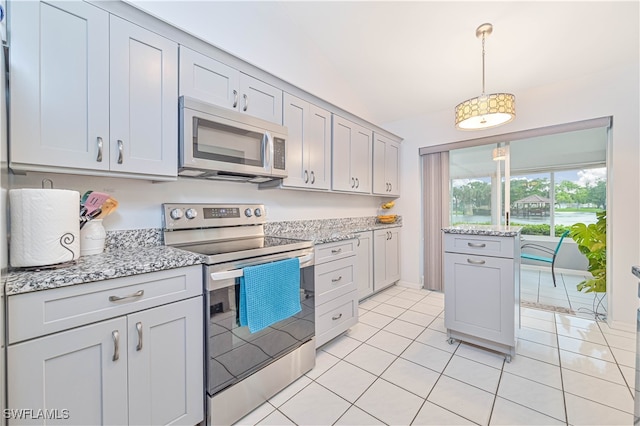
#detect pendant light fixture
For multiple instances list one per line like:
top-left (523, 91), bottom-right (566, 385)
top-left (455, 23), bottom-right (516, 131)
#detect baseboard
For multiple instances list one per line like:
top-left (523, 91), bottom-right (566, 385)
top-left (607, 319), bottom-right (635, 333)
top-left (396, 280), bottom-right (421, 290)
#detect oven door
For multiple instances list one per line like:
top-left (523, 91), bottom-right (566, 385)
top-left (205, 249), bottom-right (315, 397)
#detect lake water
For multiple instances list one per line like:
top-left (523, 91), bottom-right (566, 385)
top-left (452, 211), bottom-right (598, 226)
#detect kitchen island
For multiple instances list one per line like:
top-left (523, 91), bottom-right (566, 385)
top-left (442, 225), bottom-right (522, 362)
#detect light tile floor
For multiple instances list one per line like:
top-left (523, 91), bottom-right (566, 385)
top-left (521, 266), bottom-right (608, 320)
top-left (235, 284), bottom-right (635, 426)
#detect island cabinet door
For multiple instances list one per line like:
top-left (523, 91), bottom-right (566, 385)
top-left (127, 297), bottom-right (204, 426)
top-left (444, 252), bottom-right (515, 346)
top-left (7, 317), bottom-right (128, 426)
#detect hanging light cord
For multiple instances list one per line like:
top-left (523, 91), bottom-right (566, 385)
top-left (481, 30), bottom-right (486, 96)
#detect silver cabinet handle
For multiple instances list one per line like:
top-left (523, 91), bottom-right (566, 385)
top-left (355, 178), bottom-right (359, 188)
top-left (109, 289), bottom-right (144, 302)
top-left (310, 171), bottom-right (315, 184)
top-left (112, 330), bottom-right (120, 361)
top-left (331, 276), bottom-right (342, 283)
top-left (356, 237), bottom-right (361, 247)
top-left (96, 137), bottom-right (103, 162)
top-left (389, 183), bottom-right (392, 192)
top-left (304, 170), bottom-right (309, 183)
top-left (332, 313), bottom-right (343, 321)
top-left (351, 177), bottom-right (355, 188)
top-left (117, 139), bottom-right (124, 164)
top-left (467, 258), bottom-right (486, 265)
top-left (331, 248), bottom-right (342, 255)
top-left (136, 322), bottom-right (143, 352)
top-left (468, 242), bottom-right (486, 248)
top-left (243, 94), bottom-right (249, 111)
top-left (232, 89), bottom-right (238, 108)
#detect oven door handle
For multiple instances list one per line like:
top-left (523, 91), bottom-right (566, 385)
top-left (210, 253), bottom-right (314, 281)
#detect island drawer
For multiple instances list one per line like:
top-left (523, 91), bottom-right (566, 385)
top-left (444, 233), bottom-right (515, 259)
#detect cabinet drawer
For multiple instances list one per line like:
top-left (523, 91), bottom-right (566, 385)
top-left (315, 239), bottom-right (356, 264)
top-left (316, 291), bottom-right (359, 347)
top-left (315, 257), bottom-right (356, 305)
top-left (8, 266), bottom-right (202, 343)
top-left (444, 233), bottom-right (514, 258)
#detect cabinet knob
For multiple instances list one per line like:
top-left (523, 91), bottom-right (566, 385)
top-left (136, 322), bottom-right (143, 352)
top-left (243, 94), bottom-right (249, 111)
top-left (466, 258), bottom-right (486, 265)
top-left (232, 89), bottom-right (238, 108)
top-left (331, 276), bottom-right (343, 283)
top-left (310, 171), bottom-right (315, 184)
top-left (332, 313), bottom-right (343, 321)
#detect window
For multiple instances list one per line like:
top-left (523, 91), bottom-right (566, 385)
top-left (449, 127), bottom-right (607, 236)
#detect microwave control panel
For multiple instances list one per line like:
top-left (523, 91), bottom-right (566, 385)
top-left (273, 138), bottom-right (286, 170)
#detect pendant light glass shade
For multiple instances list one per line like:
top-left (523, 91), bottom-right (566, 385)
top-left (455, 23), bottom-right (516, 131)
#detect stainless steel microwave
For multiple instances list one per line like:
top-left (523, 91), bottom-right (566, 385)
top-left (179, 96), bottom-right (288, 183)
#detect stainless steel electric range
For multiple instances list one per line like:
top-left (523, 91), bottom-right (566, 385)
top-left (162, 203), bottom-right (315, 426)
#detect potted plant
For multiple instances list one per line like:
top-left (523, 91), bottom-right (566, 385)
top-left (569, 210), bottom-right (606, 293)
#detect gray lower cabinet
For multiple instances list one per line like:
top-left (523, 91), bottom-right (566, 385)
top-left (355, 231), bottom-right (374, 300)
top-left (443, 232), bottom-right (520, 360)
top-left (6, 266), bottom-right (203, 425)
top-left (314, 239), bottom-right (359, 348)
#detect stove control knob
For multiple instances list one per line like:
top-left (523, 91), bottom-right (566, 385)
top-left (254, 208), bottom-right (262, 217)
top-left (185, 208), bottom-right (198, 220)
top-left (169, 208), bottom-right (183, 220)
top-left (244, 208), bottom-right (253, 217)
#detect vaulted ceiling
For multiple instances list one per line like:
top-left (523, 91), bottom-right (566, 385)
top-left (128, 1), bottom-right (640, 125)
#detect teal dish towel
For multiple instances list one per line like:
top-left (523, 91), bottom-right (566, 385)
top-left (239, 258), bottom-right (301, 333)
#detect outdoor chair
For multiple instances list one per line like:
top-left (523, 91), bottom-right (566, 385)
top-left (520, 230), bottom-right (570, 287)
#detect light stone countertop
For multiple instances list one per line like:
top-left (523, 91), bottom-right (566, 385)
top-left (442, 224), bottom-right (522, 237)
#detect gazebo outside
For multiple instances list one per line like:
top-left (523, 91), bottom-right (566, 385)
top-left (512, 194), bottom-right (552, 217)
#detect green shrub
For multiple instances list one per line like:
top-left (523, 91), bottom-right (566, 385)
top-left (511, 223), bottom-right (571, 237)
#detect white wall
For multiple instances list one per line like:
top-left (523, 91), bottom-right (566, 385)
top-left (385, 63), bottom-right (640, 330)
top-left (9, 172), bottom-right (385, 230)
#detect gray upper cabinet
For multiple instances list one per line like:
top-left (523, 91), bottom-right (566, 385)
top-left (9, 1), bottom-right (178, 179)
top-left (10, 1), bottom-right (110, 172)
top-left (109, 16), bottom-right (178, 177)
top-left (179, 46), bottom-right (283, 124)
top-left (372, 133), bottom-right (400, 197)
top-left (282, 93), bottom-right (331, 190)
top-left (331, 115), bottom-right (372, 194)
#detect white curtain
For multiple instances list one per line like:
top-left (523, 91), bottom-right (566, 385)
top-left (422, 151), bottom-right (450, 291)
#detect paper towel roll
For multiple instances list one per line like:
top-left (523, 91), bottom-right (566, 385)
top-left (10, 189), bottom-right (80, 268)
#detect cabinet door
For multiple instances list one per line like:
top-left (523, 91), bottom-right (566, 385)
top-left (7, 317), bottom-right (128, 426)
top-left (444, 252), bottom-right (514, 345)
top-left (372, 134), bottom-right (387, 195)
top-left (355, 232), bottom-right (374, 300)
top-left (307, 104), bottom-right (332, 190)
top-left (128, 297), bottom-right (204, 426)
top-left (351, 125), bottom-right (372, 194)
top-left (10, 1), bottom-right (110, 171)
top-left (282, 93), bottom-right (308, 188)
top-left (179, 46), bottom-right (240, 110)
top-left (239, 73), bottom-right (283, 124)
top-left (331, 115), bottom-right (354, 192)
top-left (373, 134), bottom-right (400, 196)
top-left (110, 15), bottom-right (178, 177)
top-left (373, 230), bottom-right (388, 290)
top-left (385, 228), bottom-right (401, 284)
top-left (385, 141), bottom-right (400, 196)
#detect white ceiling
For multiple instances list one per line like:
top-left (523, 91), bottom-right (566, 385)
top-left (127, 1), bottom-right (639, 125)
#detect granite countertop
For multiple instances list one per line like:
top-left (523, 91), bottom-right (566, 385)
top-left (5, 246), bottom-right (204, 296)
top-left (442, 224), bottom-right (522, 237)
top-left (633, 266), bottom-right (640, 280)
top-left (5, 216), bottom-right (403, 296)
top-left (267, 220), bottom-right (403, 245)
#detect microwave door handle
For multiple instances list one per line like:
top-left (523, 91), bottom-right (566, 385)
top-left (264, 131), bottom-right (273, 171)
